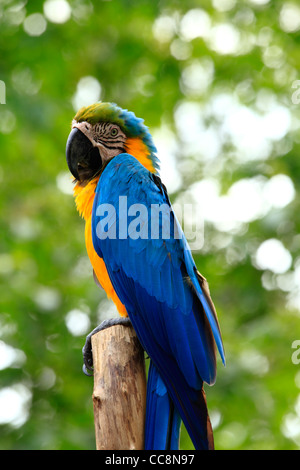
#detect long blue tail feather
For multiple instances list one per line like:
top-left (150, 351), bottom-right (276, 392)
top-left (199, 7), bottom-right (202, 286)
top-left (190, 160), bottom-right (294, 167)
top-left (145, 360), bottom-right (181, 450)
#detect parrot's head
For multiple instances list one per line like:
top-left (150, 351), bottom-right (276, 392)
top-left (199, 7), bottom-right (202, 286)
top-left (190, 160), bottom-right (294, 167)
top-left (66, 101), bottom-right (159, 185)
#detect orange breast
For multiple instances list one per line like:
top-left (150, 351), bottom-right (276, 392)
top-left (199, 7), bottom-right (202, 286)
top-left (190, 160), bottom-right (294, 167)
top-left (85, 215), bottom-right (127, 316)
top-left (74, 178), bottom-right (127, 317)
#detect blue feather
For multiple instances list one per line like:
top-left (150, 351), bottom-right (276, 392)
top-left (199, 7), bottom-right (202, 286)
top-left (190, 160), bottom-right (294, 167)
top-left (145, 361), bottom-right (181, 450)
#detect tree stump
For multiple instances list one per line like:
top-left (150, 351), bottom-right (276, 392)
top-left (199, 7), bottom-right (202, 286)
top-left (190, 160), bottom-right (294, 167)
top-left (91, 323), bottom-right (146, 450)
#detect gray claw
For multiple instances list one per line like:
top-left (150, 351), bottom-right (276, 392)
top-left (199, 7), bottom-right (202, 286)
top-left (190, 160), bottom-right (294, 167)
top-left (82, 317), bottom-right (131, 376)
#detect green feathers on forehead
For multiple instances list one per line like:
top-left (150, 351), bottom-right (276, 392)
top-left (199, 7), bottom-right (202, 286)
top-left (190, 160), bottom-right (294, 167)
top-left (75, 102), bottom-right (125, 128)
top-left (74, 102), bottom-right (159, 171)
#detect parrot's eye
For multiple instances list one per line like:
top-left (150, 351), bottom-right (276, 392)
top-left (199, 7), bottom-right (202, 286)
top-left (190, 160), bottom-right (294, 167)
top-left (110, 128), bottom-right (118, 137)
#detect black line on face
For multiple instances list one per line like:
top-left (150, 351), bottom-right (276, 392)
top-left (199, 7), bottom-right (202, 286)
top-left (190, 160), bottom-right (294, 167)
top-left (92, 122), bottom-right (126, 152)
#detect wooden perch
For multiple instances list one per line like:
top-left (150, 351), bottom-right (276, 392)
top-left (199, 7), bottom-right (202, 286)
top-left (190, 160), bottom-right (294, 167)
top-left (91, 323), bottom-right (147, 450)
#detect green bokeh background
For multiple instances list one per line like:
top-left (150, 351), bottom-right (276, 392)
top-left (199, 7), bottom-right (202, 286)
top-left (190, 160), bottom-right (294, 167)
top-left (1, 0), bottom-right (300, 450)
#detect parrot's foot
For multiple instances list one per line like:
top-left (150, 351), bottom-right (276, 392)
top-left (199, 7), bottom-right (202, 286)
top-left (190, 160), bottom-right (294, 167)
top-left (82, 317), bottom-right (131, 376)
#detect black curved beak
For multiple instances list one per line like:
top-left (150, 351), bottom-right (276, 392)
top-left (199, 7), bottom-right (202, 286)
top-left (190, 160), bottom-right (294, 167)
top-left (66, 128), bottom-right (102, 181)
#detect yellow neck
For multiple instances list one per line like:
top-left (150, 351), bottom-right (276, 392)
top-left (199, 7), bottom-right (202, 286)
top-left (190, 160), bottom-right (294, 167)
top-left (73, 136), bottom-right (154, 221)
top-left (73, 177), bottom-right (99, 221)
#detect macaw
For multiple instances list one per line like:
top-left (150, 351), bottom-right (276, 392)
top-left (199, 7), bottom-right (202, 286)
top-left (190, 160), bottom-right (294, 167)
top-left (66, 102), bottom-right (225, 450)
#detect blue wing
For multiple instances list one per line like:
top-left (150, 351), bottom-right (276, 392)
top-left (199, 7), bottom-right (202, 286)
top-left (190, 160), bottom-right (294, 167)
top-left (91, 154), bottom-right (225, 449)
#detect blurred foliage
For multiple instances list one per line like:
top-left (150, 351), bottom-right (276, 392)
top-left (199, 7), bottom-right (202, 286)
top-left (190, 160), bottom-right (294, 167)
top-left (1, 0), bottom-right (300, 450)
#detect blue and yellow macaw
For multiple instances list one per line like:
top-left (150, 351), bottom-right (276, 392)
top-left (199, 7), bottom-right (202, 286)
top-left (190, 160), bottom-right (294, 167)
top-left (66, 102), bottom-right (225, 450)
